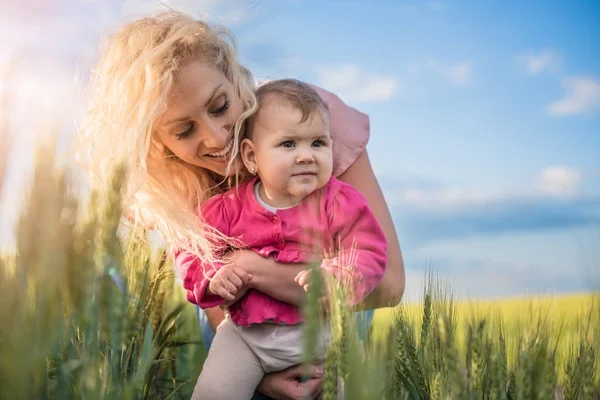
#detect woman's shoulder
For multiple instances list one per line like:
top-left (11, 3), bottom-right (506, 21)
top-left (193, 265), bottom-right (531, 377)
top-left (308, 83), bottom-right (371, 178)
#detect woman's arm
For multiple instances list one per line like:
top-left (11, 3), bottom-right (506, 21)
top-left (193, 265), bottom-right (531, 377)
top-left (232, 150), bottom-right (405, 309)
top-left (337, 150), bottom-right (405, 307)
top-left (232, 250), bottom-right (309, 306)
top-left (201, 253), bottom-right (309, 333)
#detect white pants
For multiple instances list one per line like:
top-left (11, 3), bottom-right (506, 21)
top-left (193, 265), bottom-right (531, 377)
top-left (192, 316), bottom-right (330, 400)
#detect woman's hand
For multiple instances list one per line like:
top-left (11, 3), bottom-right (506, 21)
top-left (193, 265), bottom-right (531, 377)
top-left (257, 364), bottom-right (324, 400)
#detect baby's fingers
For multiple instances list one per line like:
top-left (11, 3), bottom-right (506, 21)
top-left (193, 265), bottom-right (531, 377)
top-left (295, 269), bottom-right (311, 287)
top-left (232, 266), bottom-right (253, 285)
top-left (228, 273), bottom-right (244, 289)
top-left (221, 278), bottom-right (239, 296)
top-left (214, 285), bottom-right (235, 301)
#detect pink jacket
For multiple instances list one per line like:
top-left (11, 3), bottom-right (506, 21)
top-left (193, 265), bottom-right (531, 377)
top-left (174, 176), bottom-right (387, 326)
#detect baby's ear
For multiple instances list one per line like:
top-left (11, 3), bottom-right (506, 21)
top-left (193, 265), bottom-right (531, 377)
top-left (240, 138), bottom-right (257, 174)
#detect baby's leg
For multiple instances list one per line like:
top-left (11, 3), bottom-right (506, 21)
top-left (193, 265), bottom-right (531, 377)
top-left (236, 323), bottom-right (306, 373)
top-left (192, 318), bottom-right (264, 400)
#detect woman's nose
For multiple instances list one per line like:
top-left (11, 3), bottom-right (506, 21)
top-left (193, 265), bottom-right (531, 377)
top-left (201, 119), bottom-right (230, 149)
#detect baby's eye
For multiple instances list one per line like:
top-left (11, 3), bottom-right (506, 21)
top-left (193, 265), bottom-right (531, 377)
top-left (281, 140), bottom-right (295, 148)
top-left (312, 140), bottom-right (325, 147)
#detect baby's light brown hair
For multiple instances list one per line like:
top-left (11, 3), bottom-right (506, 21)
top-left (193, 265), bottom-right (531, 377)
top-left (246, 79), bottom-right (329, 140)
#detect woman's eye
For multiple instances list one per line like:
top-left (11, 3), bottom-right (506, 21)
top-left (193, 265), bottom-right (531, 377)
top-left (211, 98), bottom-right (230, 116)
top-left (281, 140), bottom-right (295, 148)
top-left (312, 140), bottom-right (325, 147)
top-left (176, 124), bottom-right (194, 140)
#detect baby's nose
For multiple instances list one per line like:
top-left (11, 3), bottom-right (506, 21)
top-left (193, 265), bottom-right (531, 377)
top-left (296, 149), bottom-right (315, 163)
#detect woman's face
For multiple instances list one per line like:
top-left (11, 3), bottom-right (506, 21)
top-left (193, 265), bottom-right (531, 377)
top-left (155, 60), bottom-right (244, 177)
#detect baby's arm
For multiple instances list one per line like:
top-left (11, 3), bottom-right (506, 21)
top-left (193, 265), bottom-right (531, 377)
top-left (207, 264), bottom-right (252, 301)
top-left (173, 194), bottom-right (251, 308)
top-left (296, 182), bottom-right (387, 304)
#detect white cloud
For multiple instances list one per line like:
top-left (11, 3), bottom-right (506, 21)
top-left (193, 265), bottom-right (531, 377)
top-left (121, 0), bottom-right (215, 18)
top-left (384, 185), bottom-right (513, 210)
top-left (120, 0), bottom-right (256, 25)
top-left (385, 166), bottom-right (585, 209)
top-left (519, 49), bottom-right (561, 75)
top-left (316, 64), bottom-right (398, 103)
top-left (426, 59), bottom-right (473, 85)
top-left (446, 62), bottom-right (472, 85)
top-left (120, 0), bottom-right (170, 17)
top-left (404, 188), bottom-right (502, 207)
top-left (0, 0), bottom-right (255, 62)
top-left (0, 0), bottom-right (68, 19)
top-left (537, 166), bottom-right (582, 197)
top-left (547, 76), bottom-right (600, 116)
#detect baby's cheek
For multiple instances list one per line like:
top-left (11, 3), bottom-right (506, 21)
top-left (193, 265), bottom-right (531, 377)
top-left (267, 168), bottom-right (289, 189)
top-left (272, 161), bottom-right (291, 179)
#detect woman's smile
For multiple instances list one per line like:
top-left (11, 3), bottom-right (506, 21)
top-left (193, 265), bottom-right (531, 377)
top-left (205, 137), bottom-right (233, 158)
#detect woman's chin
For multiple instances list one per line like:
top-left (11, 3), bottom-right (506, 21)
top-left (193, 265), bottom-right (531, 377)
top-left (209, 159), bottom-right (242, 177)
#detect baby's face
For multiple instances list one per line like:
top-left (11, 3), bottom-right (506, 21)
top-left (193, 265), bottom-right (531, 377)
top-left (248, 103), bottom-right (333, 208)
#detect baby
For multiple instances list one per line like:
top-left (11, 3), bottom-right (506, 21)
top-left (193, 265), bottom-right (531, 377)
top-left (176, 79), bottom-right (387, 399)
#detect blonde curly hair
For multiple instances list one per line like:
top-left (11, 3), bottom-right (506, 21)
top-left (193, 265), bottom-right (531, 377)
top-left (79, 11), bottom-right (257, 263)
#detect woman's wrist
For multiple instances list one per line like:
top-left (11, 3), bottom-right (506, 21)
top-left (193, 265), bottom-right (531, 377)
top-left (231, 249), bottom-right (268, 289)
top-left (231, 249), bottom-right (307, 306)
top-left (356, 267), bottom-right (405, 310)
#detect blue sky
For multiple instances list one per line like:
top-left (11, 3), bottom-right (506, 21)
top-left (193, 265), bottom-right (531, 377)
top-left (1, 0), bottom-right (599, 300)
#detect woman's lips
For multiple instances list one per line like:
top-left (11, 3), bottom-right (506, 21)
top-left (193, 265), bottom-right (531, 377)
top-left (206, 138), bottom-right (233, 158)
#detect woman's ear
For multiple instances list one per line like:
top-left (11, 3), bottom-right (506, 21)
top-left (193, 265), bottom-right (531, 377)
top-left (240, 138), bottom-right (258, 175)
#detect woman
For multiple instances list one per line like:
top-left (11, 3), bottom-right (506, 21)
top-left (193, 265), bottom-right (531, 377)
top-left (81, 11), bottom-right (405, 400)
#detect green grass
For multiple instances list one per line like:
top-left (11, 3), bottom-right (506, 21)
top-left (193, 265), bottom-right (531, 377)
top-left (315, 272), bottom-right (598, 399)
top-left (374, 292), bottom-right (598, 376)
top-left (0, 141), bottom-right (205, 399)
top-left (0, 134), bottom-right (598, 398)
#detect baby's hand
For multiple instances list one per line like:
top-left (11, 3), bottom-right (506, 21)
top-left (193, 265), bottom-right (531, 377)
top-left (209, 265), bottom-right (252, 301)
top-left (294, 268), bottom-right (334, 293)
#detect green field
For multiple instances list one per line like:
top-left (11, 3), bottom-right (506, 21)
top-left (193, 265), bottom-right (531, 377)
top-left (374, 292), bottom-right (599, 377)
top-left (375, 292), bottom-right (598, 348)
top-left (0, 139), bottom-right (598, 398)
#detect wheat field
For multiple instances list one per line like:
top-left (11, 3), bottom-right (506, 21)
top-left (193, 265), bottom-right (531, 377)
top-left (0, 129), bottom-right (598, 398)
top-left (374, 292), bottom-right (599, 380)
